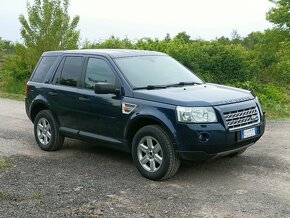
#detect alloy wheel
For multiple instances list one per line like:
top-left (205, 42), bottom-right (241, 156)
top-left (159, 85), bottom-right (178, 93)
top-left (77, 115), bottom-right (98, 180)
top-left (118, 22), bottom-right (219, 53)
top-left (36, 117), bottom-right (51, 145)
top-left (137, 136), bottom-right (163, 172)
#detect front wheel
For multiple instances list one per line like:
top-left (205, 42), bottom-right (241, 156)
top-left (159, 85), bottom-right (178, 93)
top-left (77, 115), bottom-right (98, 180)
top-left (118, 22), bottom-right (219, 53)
top-left (34, 110), bottom-right (64, 151)
top-left (132, 125), bottom-right (180, 180)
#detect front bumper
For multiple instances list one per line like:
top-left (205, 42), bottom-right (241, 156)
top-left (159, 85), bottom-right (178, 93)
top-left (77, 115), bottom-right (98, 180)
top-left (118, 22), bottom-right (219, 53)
top-left (175, 100), bottom-right (266, 161)
top-left (177, 142), bottom-right (256, 161)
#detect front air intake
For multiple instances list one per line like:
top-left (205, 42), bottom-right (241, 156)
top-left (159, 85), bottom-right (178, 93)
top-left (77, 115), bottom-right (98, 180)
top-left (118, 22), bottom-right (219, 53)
top-left (224, 107), bottom-right (260, 131)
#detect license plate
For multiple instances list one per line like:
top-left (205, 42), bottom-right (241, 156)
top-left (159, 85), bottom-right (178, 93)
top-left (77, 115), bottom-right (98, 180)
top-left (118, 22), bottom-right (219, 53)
top-left (241, 127), bottom-right (257, 139)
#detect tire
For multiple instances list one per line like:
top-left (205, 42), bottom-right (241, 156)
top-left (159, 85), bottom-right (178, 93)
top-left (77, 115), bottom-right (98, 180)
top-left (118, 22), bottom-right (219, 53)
top-left (34, 110), bottom-right (64, 151)
top-left (225, 148), bottom-right (247, 158)
top-left (132, 125), bottom-right (180, 180)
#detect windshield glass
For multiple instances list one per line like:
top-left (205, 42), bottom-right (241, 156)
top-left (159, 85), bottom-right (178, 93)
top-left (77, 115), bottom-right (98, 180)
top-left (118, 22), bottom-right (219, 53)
top-left (114, 55), bottom-right (203, 88)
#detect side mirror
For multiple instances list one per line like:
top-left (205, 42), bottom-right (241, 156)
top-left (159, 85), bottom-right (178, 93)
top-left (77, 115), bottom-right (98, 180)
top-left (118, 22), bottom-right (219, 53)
top-left (94, 82), bottom-right (120, 95)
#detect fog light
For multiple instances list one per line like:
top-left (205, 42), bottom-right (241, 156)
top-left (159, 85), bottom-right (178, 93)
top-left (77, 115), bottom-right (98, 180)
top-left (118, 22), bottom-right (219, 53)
top-left (199, 132), bottom-right (210, 143)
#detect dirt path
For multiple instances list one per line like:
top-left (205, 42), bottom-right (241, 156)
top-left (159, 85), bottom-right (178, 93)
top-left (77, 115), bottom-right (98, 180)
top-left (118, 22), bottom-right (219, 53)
top-left (0, 98), bottom-right (290, 217)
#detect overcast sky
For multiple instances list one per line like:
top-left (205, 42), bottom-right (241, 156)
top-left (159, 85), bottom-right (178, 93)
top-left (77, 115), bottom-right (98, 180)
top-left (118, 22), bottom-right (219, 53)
top-left (0, 0), bottom-right (274, 42)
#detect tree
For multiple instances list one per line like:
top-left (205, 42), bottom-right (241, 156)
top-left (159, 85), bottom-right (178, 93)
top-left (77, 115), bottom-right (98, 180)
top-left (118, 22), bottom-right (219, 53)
top-left (19, 0), bottom-right (80, 54)
top-left (164, 33), bottom-right (171, 42)
top-left (267, 0), bottom-right (290, 32)
top-left (231, 29), bottom-right (242, 44)
top-left (266, 1), bottom-right (290, 85)
top-left (0, 0), bottom-right (80, 94)
top-left (216, 36), bottom-right (231, 45)
top-left (174, 32), bottom-right (191, 43)
top-left (0, 38), bottom-right (15, 55)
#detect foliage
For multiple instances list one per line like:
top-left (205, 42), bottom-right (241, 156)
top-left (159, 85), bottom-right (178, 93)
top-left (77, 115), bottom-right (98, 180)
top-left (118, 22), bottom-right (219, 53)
top-left (233, 81), bottom-right (290, 119)
top-left (0, 43), bottom-right (32, 94)
top-left (16, 0), bottom-right (80, 68)
top-left (267, 0), bottom-right (290, 32)
top-left (19, 0), bottom-right (80, 52)
top-left (174, 32), bottom-right (192, 43)
top-left (0, 0), bottom-right (80, 94)
top-left (84, 37), bottom-right (254, 84)
top-left (0, 159), bottom-right (12, 169)
top-left (0, 38), bottom-right (15, 57)
top-left (0, 0), bottom-right (289, 119)
top-left (0, 91), bottom-right (25, 101)
top-left (83, 36), bottom-right (134, 49)
top-left (78, 32), bottom-right (290, 119)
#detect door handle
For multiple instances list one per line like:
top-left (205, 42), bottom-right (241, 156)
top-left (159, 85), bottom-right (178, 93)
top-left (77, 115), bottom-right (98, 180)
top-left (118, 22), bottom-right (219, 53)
top-left (48, 91), bottom-right (58, 96)
top-left (78, 96), bottom-right (90, 102)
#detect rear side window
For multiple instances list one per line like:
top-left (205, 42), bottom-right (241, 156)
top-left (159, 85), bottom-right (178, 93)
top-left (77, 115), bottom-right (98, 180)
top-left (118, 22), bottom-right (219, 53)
top-left (60, 56), bottom-right (84, 87)
top-left (52, 57), bottom-right (65, 84)
top-left (31, 56), bottom-right (57, 82)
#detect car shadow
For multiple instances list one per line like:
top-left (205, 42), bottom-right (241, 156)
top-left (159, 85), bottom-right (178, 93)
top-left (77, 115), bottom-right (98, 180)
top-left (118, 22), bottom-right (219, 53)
top-left (61, 138), bottom-right (132, 163)
top-left (56, 138), bottom-right (283, 182)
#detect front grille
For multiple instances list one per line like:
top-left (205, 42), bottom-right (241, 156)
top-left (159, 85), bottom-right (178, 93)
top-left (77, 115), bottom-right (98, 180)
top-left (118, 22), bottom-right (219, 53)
top-left (223, 107), bottom-right (260, 131)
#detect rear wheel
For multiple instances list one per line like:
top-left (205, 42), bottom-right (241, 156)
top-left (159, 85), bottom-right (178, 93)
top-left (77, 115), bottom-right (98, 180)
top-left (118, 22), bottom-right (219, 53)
top-left (132, 125), bottom-right (180, 180)
top-left (34, 110), bottom-right (64, 151)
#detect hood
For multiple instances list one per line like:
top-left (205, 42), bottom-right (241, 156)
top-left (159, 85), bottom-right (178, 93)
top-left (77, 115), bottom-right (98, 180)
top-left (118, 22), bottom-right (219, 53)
top-left (133, 83), bottom-right (254, 107)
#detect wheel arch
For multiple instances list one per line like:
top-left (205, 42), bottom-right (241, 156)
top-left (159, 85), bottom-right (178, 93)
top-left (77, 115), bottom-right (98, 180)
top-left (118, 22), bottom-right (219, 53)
top-left (124, 115), bottom-right (177, 151)
top-left (29, 97), bottom-right (55, 123)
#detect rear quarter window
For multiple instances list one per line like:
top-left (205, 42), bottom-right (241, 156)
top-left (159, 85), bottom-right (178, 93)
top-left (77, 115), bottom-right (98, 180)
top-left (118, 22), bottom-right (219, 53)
top-left (31, 56), bottom-right (57, 82)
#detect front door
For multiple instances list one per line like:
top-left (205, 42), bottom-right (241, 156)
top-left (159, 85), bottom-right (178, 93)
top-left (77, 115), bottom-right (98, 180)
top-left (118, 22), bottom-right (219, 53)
top-left (76, 57), bottom-right (123, 143)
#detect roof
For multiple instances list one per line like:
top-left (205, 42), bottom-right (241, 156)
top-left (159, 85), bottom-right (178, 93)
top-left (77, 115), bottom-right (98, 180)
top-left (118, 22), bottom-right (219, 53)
top-left (42, 49), bottom-right (166, 58)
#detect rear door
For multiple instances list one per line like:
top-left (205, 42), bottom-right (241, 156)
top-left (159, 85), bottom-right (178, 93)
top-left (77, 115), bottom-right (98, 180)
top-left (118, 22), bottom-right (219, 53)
top-left (48, 55), bottom-right (85, 130)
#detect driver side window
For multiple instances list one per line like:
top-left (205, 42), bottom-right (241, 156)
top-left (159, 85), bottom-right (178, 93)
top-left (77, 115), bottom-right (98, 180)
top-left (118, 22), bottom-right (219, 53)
top-left (84, 58), bottom-right (116, 90)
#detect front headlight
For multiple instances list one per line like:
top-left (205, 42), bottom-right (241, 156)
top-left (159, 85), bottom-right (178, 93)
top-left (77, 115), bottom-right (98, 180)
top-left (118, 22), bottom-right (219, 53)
top-left (255, 96), bottom-right (263, 113)
top-left (176, 106), bottom-right (217, 123)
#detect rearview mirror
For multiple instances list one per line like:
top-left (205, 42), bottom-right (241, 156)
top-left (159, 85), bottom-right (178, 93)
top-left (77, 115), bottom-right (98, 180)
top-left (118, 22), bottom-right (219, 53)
top-left (94, 82), bottom-right (120, 95)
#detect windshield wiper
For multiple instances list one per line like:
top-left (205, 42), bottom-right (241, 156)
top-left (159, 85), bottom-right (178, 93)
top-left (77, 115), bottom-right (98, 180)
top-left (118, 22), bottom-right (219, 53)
top-left (133, 82), bottom-right (203, 90)
top-left (166, 81), bottom-right (202, 87)
top-left (133, 85), bottom-right (168, 90)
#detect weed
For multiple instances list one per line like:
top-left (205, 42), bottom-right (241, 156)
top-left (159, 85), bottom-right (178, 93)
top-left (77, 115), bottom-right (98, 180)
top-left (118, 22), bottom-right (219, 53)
top-left (0, 159), bottom-right (12, 169)
top-left (0, 192), bottom-right (14, 201)
top-left (0, 92), bottom-right (25, 101)
top-left (31, 191), bottom-right (44, 199)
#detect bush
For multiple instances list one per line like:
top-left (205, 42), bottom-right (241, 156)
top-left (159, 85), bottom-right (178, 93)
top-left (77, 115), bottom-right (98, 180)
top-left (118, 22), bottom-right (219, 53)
top-left (1, 31), bottom-right (289, 119)
top-left (86, 38), bottom-right (255, 84)
top-left (0, 44), bottom-right (34, 94)
top-left (232, 81), bottom-right (290, 119)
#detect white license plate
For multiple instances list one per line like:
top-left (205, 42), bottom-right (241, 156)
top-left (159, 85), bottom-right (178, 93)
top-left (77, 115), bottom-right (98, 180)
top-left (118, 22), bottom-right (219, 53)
top-left (241, 127), bottom-right (257, 139)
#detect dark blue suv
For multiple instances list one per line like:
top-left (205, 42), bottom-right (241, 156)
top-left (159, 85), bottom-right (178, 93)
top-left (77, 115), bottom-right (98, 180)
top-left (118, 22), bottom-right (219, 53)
top-left (25, 49), bottom-right (265, 180)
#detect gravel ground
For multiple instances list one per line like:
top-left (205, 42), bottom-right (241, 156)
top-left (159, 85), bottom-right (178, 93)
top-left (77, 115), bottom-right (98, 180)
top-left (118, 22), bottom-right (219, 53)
top-left (0, 98), bottom-right (290, 218)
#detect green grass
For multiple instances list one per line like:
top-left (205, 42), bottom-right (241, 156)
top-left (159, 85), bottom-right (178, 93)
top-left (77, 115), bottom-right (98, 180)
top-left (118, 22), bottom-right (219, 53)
top-left (0, 159), bottom-right (12, 169)
top-left (230, 81), bottom-right (290, 120)
top-left (0, 79), bottom-right (25, 101)
top-left (0, 192), bottom-right (15, 201)
top-left (262, 103), bottom-right (290, 120)
top-left (31, 191), bottom-right (44, 199)
top-left (0, 92), bottom-right (25, 101)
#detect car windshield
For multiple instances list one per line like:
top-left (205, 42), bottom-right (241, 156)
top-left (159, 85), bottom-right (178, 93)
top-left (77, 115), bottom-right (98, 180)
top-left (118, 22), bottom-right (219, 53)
top-left (114, 55), bottom-right (203, 89)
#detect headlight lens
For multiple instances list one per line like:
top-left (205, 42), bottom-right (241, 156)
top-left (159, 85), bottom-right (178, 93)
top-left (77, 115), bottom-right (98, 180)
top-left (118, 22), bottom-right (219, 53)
top-left (255, 96), bottom-right (263, 112)
top-left (176, 106), bottom-right (217, 123)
